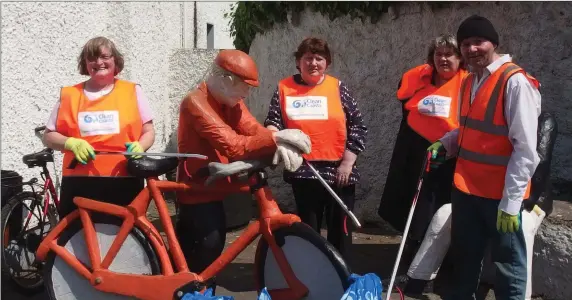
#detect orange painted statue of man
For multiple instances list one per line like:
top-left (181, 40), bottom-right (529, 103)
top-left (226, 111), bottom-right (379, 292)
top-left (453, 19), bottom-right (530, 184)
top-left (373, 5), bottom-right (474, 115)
top-left (175, 49), bottom-right (311, 291)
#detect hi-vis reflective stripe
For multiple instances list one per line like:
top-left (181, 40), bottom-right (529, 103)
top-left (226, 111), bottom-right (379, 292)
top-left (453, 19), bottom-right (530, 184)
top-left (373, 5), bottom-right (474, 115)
top-left (458, 147), bottom-right (511, 166)
top-left (458, 64), bottom-right (521, 166)
top-left (460, 117), bottom-right (509, 135)
top-left (459, 64), bottom-right (520, 135)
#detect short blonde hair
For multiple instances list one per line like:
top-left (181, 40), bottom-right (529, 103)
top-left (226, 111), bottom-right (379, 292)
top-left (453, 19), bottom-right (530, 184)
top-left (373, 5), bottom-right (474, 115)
top-left (426, 34), bottom-right (464, 69)
top-left (77, 36), bottom-right (124, 76)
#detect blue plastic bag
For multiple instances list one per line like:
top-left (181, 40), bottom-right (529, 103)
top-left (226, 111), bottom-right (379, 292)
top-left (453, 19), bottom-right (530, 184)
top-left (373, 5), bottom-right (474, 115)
top-left (340, 273), bottom-right (383, 300)
top-left (257, 287), bottom-right (272, 300)
top-left (257, 273), bottom-right (383, 300)
top-left (181, 288), bottom-right (234, 300)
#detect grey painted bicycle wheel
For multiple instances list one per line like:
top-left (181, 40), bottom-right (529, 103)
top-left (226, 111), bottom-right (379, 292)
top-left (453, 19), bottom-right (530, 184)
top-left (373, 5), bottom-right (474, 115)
top-left (255, 222), bottom-right (351, 300)
top-left (44, 220), bottom-right (160, 300)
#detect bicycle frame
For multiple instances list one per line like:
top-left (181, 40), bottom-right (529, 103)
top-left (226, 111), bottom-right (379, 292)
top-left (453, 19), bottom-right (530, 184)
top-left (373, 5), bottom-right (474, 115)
top-left (38, 165), bottom-right (59, 218)
top-left (20, 164), bottom-right (59, 234)
top-left (19, 124), bottom-right (60, 233)
top-left (36, 170), bottom-right (309, 300)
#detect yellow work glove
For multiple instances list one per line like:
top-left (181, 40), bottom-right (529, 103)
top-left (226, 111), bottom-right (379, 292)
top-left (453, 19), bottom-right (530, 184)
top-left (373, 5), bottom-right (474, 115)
top-left (125, 141), bottom-right (144, 159)
top-left (496, 209), bottom-right (520, 233)
top-left (427, 141), bottom-right (446, 169)
top-left (64, 137), bottom-right (96, 165)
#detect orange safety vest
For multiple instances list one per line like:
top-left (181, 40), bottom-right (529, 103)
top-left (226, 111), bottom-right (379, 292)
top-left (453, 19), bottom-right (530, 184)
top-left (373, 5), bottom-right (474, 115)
top-left (56, 79), bottom-right (143, 177)
top-left (397, 64), bottom-right (467, 143)
top-left (279, 75), bottom-right (346, 161)
top-left (454, 62), bottom-right (539, 200)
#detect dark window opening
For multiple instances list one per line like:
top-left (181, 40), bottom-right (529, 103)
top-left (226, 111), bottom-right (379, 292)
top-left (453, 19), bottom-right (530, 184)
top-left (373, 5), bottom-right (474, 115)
top-left (207, 23), bottom-right (214, 49)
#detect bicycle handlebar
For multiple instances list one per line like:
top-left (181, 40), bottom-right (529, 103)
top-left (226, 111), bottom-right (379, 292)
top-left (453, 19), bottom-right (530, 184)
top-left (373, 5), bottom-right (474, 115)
top-left (201, 160), bottom-right (268, 186)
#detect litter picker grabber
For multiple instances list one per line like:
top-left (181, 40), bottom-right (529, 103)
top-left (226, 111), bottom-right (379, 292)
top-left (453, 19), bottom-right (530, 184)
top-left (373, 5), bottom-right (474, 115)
top-left (67, 150), bottom-right (208, 169)
top-left (385, 151), bottom-right (432, 300)
top-left (305, 161), bottom-right (362, 229)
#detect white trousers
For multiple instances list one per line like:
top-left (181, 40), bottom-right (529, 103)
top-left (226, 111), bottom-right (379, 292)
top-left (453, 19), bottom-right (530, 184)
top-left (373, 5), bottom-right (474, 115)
top-left (407, 203), bottom-right (546, 300)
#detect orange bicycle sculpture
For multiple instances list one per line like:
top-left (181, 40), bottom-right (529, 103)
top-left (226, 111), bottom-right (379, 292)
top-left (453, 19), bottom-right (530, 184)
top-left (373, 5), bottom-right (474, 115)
top-left (36, 155), bottom-right (356, 300)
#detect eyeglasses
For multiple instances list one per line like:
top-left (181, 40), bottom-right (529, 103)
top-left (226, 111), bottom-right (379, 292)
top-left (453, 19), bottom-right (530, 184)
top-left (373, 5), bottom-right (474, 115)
top-left (86, 54), bottom-right (114, 62)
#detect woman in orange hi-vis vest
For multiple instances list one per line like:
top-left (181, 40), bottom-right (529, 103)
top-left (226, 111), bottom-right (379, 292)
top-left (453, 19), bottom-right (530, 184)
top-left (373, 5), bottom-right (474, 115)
top-left (377, 34), bottom-right (467, 286)
top-left (265, 37), bottom-right (368, 260)
top-left (43, 37), bottom-right (156, 218)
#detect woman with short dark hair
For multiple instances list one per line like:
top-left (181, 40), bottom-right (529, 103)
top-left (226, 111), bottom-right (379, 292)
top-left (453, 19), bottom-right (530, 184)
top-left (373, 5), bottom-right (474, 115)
top-left (265, 37), bottom-right (368, 259)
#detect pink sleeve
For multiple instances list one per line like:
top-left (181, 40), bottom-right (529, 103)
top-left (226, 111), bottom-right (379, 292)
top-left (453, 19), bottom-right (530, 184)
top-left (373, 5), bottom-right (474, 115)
top-left (136, 84), bottom-right (154, 124)
top-left (45, 100), bottom-right (61, 131)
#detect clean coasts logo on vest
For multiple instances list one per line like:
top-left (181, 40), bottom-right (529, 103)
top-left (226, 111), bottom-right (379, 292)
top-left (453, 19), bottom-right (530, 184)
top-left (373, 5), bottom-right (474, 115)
top-left (418, 95), bottom-right (451, 118)
top-left (285, 95), bottom-right (329, 120)
top-left (78, 110), bottom-right (120, 137)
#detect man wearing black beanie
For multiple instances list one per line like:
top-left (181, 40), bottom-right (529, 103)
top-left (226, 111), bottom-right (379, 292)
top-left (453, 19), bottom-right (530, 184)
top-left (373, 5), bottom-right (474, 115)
top-left (426, 15), bottom-right (542, 300)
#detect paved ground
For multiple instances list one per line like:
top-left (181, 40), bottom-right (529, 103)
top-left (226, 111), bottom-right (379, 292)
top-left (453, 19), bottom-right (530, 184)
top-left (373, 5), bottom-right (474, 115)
top-left (1, 200), bottom-right (537, 300)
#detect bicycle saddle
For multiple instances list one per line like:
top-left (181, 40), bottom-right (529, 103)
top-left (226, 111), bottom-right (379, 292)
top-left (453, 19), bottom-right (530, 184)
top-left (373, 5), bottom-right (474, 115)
top-left (22, 148), bottom-right (54, 168)
top-left (126, 156), bottom-right (179, 178)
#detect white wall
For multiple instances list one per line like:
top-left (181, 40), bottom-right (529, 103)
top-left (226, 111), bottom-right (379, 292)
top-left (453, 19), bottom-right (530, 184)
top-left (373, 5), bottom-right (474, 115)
top-left (196, 2), bottom-right (236, 49)
top-left (0, 2), bottom-right (223, 187)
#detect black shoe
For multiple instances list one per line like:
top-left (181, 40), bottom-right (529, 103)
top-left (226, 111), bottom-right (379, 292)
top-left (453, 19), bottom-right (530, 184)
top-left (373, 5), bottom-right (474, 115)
top-left (404, 277), bottom-right (433, 295)
top-left (382, 274), bottom-right (409, 293)
top-left (382, 275), bottom-right (433, 295)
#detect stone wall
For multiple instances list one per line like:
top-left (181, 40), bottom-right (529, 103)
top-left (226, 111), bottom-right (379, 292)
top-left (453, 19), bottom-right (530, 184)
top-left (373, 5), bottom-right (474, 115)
top-left (533, 201), bottom-right (572, 300)
top-left (245, 1), bottom-right (572, 221)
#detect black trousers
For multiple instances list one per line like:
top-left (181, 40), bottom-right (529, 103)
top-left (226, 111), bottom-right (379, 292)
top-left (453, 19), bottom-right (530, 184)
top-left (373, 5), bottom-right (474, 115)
top-left (175, 201), bottom-right (226, 289)
top-left (378, 120), bottom-right (455, 238)
top-left (379, 119), bottom-right (430, 232)
top-left (58, 176), bottom-right (144, 220)
top-left (408, 158), bottom-right (456, 243)
top-left (290, 179), bottom-right (356, 261)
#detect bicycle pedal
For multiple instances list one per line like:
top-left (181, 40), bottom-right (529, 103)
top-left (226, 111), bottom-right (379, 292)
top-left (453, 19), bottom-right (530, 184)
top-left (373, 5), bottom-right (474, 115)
top-left (32, 260), bottom-right (44, 270)
top-left (172, 277), bottom-right (217, 299)
top-left (172, 281), bottom-right (205, 299)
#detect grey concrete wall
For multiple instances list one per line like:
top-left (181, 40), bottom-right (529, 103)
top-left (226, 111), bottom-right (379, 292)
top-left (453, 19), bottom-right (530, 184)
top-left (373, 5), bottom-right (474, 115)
top-left (246, 1), bottom-right (572, 222)
top-left (0, 2), bottom-right (223, 187)
top-left (165, 49), bottom-right (220, 152)
top-left (534, 211), bottom-right (572, 300)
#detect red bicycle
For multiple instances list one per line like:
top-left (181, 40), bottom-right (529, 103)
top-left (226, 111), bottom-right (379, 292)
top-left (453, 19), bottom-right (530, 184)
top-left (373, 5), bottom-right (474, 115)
top-left (36, 156), bottom-right (353, 300)
top-left (1, 126), bottom-right (60, 294)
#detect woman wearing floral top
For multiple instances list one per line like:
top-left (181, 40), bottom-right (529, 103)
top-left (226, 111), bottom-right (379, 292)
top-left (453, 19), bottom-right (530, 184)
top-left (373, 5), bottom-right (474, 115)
top-left (265, 37), bottom-right (367, 259)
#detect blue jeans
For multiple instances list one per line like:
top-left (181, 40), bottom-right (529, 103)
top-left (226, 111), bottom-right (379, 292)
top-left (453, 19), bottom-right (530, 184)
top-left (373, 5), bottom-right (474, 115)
top-left (445, 188), bottom-right (527, 300)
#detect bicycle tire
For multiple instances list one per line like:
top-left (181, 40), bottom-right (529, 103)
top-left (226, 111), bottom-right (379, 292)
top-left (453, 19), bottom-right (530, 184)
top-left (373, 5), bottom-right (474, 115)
top-left (1, 191), bottom-right (57, 294)
top-left (43, 217), bottom-right (161, 300)
top-left (254, 222), bottom-right (351, 300)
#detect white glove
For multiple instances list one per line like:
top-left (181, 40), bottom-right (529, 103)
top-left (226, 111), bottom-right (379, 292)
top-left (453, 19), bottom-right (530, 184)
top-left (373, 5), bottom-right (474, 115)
top-left (272, 142), bottom-right (304, 172)
top-left (273, 129), bottom-right (311, 154)
top-left (204, 160), bottom-right (261, 186)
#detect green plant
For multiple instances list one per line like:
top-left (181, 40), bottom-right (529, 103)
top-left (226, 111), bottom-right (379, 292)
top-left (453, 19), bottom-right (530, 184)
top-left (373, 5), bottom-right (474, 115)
top-left (224, 2), bottom-right (398, 52)
top-left (224, 2), bottom-right (452, 52)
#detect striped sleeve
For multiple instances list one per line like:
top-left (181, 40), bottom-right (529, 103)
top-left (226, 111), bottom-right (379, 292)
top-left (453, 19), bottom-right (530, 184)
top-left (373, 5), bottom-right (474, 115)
top-left (263, 87), bottom-right (285, 130)
top-left (339, 82), bottom-right (367, 154)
